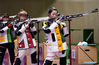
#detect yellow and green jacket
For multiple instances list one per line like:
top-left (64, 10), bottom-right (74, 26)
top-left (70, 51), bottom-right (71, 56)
top-left (0, 22), bottom-right (14, 44)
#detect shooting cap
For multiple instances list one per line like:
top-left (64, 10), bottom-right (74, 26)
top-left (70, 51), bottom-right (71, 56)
top-left (2, 13), bottom-right (9, 18)
top-left (18, 9), bottom-right (28, 17)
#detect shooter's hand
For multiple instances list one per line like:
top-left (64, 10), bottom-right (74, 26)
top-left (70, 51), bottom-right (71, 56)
top-left (24, 20), bottom-right (31, 28)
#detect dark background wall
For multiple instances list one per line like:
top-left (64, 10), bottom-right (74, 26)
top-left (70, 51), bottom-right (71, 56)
top-left (0, 0), bottom-right (56, 17)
